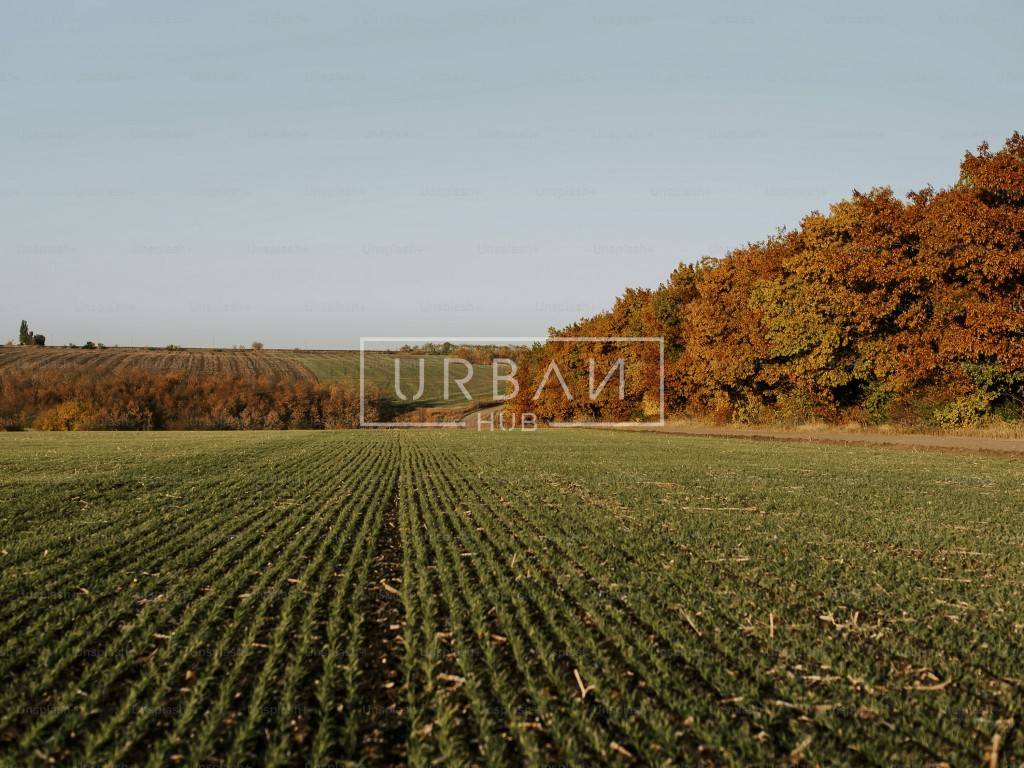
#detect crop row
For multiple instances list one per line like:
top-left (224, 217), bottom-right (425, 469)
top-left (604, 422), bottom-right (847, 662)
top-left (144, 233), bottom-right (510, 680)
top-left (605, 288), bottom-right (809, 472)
top-left (445, 430), bottom-right (1024, 765)
top-left (3, 429), bottom-right (1023, 766)
top-left (0, 432), bottom-right (401, 766)
top-left (0, 346), bottom-right (316, 381)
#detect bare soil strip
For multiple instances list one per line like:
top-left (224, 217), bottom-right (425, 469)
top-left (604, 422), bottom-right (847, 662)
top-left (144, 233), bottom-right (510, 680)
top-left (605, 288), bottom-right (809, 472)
top-left (357, 478), bottom-right (409, 764)
top-left (460, 404), bottom-right (1024, 455)
top-left (599, 421), bottom-right (1024, 456)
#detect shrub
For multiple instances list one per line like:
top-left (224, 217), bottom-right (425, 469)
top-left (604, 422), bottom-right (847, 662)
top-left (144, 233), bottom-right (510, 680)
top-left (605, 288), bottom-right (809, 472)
top-left (36, 401), bottom-right (94, 431)
top-left (933, 392), bottom-right (996, 428)
top-left (862, 384), bottom-right (894, 424)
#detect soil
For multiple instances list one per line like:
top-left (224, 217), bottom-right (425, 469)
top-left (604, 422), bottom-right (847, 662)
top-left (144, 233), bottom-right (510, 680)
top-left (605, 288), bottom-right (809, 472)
top-left (615, 421), bottom-right (1024, 457)
top-left (357, 483), bottom-right (408, 764)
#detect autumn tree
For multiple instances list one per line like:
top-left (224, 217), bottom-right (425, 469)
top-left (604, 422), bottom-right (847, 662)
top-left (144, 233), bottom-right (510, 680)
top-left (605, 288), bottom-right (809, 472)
top-left (517, 134), bottom-right (1024, 427)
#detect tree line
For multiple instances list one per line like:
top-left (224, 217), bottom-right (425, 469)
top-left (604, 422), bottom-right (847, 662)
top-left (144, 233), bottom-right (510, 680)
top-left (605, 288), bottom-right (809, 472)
top-left (510, 134), bottom-right (1024, 427)
top-left (0, 370), bottom-right (388, 431)
top-left (397, 342), bottom-right (526, 365)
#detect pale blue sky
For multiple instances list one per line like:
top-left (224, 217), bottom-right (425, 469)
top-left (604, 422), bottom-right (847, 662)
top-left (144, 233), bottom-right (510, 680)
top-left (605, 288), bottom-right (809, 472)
top-left (2, 0), bottom-right (1022, 347)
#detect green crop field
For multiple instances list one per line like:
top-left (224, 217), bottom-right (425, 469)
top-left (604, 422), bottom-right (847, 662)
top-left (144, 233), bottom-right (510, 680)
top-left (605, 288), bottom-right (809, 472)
top-left (2, 430), bottom-right (1022, 766)
top-left (272, 350), bottom-right (496, 409)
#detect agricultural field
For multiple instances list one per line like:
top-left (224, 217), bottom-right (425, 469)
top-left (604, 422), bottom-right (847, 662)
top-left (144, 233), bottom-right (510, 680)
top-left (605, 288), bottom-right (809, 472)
top-left (272, 350), bottom-right (497, 409)
top-left (0, 347), bottom-right (496, 410)
top-left (1, 430), bottom-right (1023, 766)
top-left (0, 346), bottom-right (316, 381)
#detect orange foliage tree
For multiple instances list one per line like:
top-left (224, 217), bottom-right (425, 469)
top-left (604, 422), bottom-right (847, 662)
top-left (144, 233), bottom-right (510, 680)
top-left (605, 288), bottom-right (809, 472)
top-left (0, 370), bottom-right (389, 431)
top-left (513, 134), bottom-right (1024, 427)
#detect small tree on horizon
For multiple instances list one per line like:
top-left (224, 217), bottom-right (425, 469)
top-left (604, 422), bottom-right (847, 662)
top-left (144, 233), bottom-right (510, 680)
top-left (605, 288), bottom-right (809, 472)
top-left (19, 320), bottom-right (30, 345)
top-left (252, 341), bottom-right (265, 350)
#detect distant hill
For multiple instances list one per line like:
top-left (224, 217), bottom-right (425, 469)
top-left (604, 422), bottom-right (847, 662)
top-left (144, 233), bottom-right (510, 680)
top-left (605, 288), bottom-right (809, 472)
top-left (0, 346), bottom-right (315, 380)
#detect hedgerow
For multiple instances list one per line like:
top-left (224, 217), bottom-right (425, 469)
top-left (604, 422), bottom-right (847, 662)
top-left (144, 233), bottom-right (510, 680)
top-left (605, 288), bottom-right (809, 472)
top-left (0, 369), bottom-right (388, 430)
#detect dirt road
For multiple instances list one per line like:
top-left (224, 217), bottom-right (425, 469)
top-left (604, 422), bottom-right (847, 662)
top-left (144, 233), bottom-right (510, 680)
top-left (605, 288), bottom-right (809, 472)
top-left (459, 403), bottom-right (506, 429)
top-left (458, 405), bottom-right (1024, 455)
top-left (611, 422), bottom-right (1024, 456)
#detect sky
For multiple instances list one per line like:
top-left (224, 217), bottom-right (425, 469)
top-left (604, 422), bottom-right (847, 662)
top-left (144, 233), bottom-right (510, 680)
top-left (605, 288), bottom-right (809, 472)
top-left (2, 0), bottom-right (1022, 348)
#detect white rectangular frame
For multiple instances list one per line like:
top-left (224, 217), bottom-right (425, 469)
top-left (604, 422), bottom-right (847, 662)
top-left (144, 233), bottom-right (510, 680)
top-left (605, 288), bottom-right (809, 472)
top-left (359, 336), bottom-right (665, 429)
